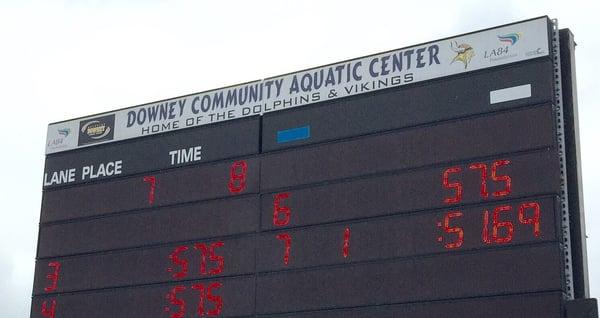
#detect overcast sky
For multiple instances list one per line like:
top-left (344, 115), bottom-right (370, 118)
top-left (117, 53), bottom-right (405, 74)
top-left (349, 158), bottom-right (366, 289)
top-left (0, 0), bottom-right (598, 316)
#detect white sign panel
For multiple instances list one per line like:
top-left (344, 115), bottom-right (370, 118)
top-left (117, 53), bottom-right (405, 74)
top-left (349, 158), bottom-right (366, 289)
top-left (45, 17), bottom-right (550, 154)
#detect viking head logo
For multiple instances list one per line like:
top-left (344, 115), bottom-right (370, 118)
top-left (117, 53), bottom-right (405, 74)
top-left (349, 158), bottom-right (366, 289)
top-left (450, 41), bottom-right (475, 69)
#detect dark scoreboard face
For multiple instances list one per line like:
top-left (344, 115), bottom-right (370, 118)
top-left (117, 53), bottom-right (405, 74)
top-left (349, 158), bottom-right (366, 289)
top-left (32, 18), bottom-right (580, 318)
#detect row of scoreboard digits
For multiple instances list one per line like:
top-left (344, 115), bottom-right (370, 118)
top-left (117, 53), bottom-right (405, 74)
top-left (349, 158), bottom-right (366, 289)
top-left (258, 292), bottom-right (564, 318)
top-left (31, 244), bottom-right (563, 317)
top-left (34, 195), bottom-right (558, 294)
top-left (40, 104), bottom-right (557, 224)
top-left (38, 149), bottom-right (559, 258)
top-left (40, 159), bottom-right (260, 223)
top-left (41, 58), bottom-right (553, 189)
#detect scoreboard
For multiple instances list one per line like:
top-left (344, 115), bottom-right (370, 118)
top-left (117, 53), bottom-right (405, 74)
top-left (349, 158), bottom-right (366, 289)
top-left (32, 17), bottom-right (594, 317)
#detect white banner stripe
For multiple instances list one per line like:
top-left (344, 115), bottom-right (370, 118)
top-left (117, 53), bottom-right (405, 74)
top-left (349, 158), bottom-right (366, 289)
top-left (490, 84), bottom-right (533, 104)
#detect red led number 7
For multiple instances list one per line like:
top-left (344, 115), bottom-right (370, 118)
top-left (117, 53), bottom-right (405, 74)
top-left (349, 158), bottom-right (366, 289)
top-left (194, 241), bottom-right (225, 275)
top-left (143, 175), bottom-right (156, 205)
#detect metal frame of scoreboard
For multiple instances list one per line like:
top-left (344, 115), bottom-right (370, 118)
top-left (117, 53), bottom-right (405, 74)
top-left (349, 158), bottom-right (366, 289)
top-left (33, 17), bottom-right (597, 318)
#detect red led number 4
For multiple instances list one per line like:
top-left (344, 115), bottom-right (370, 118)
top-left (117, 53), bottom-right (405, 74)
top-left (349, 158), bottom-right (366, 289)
top-left (228, 160), bottom-right (247, 194)
top-left (443, 160), bottom-right (511, 204)
top-left (41, 299), bottom-right (56, 318)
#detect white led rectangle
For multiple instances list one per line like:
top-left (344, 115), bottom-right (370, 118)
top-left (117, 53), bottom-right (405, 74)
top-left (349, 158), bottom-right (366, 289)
top-left (489, 84), bottom-right (532, 104)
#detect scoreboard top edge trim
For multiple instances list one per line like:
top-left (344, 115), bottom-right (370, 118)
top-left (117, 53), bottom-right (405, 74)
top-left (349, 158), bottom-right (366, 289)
top-left (45, 16), bottom-right (552, 155)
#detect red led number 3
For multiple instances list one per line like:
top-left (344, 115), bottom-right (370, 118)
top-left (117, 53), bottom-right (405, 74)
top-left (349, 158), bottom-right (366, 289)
top-left (228, 160), bottom-right (247, 194)
top-left (44, 262), bottom-right (61, 292)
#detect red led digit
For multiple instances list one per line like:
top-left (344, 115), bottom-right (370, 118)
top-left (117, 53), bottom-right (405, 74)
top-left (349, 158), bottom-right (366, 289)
top-left (519, 202), bottom-right (541, 237)
top-left (276, 233), bottom-right (292, 265)
top-left (342, 227), bottom-right (351, 258)
top-left (273, 192), bottom-right (291, 226)
top-left (191, 283), bottom-right (205, 317)
top-left (206, 282), bottom-right (223, 316)
top-left (442, 167), bottom-right (462, 204)
top-left (168, 246), bottom-right (189, 279)
top-left (492, 205), bottom-right (514, 243)
top-left (44, 262), bottom-right (61, 292)
top-left (491, 160), bottom-right (512, 197)
top-left (208, 242), bottom-right (225, 275)
top-left (228, 160), bottom-right (247, 194)
top-left (482, 210), bottom-right (492, 244)
top-left (164, 286), bottom-right (186, 318)
top-left (194, 243), bottom-right (209, 275)
top-left (41, 299), bottom-right (56, 318)
top-left (194, 241), bottom-right (225, 276)
top-left (143, 175), bottom-right (156, 205)
top-left (469, 163), bottom-right (489, 199)
top-left (442, 211), bottom-right (464, 249)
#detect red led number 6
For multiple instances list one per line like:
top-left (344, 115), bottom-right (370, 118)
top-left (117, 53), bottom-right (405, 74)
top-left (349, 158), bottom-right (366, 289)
top-left (273, 192), bottom-right (291, 226)
top-left (482, 205), bottom-right (514, 244)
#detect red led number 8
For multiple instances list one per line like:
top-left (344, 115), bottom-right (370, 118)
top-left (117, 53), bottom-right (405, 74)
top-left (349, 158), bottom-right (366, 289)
top-left (228, 160), bottom-right (247, 194)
